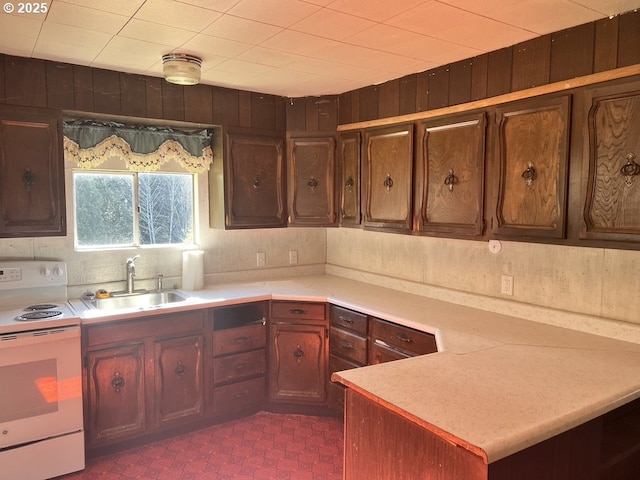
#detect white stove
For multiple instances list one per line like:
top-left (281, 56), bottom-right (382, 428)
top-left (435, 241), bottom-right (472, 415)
top-left (0, 261), bottom-right (79, 334)
top-left (0, 261), bottom-right (85, 480)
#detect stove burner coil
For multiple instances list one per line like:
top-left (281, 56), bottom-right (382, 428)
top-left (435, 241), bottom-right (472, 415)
top-left (25, 304), bottom-right (58, 311)
top-left (15, 311), bottom-right (63, 321)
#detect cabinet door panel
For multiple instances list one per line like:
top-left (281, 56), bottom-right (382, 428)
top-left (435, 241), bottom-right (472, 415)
top-left (224, 133), bottom-right (286, 229)
top-left (339, 131), bottom-right (361, 226)
top-left (582, 80), bottom-right (640, 242)
top-left (494, 95), bottom-right (570, 239)
top-left (287, 135), bottom-right (336, 226)
top-left (269, 323), bottom-right (327, 403)
top-left (87, 344), bottom-right (145, 445)
top-left (154, 334), bottom-right (204, 426)
top-left (0, 104), bottom-right (65, 237)
top-left (417, 112), bottom-right (486, 237)
top-left (363, 124), bottom-right (414, 232)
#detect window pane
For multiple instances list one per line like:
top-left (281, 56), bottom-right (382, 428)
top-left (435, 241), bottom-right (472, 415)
top-left (139, 173), bottom-right (194, 245)
top-left (74, 173), bottom-right (134, 246)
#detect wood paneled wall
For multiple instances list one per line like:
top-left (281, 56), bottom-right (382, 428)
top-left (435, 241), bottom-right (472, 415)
top-left (0, 55), bottom-right (287, 131)
top-left (338, 10), bottom-right (640, 124)
top-left (0, 9), bottom-right (637, 132)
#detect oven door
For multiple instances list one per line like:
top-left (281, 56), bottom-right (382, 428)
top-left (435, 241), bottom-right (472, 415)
top-left (0, 325), bottom-right (83, 449)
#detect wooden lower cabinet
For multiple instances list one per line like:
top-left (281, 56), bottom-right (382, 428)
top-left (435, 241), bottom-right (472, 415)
top-left (86, 343), bottom-right (146, 446)
top-left (269, 323), bottom-right (327, 403)
top-left (211, 302), bottom-right (267, 417)
top-left (345, 389), bottom-right (604, 480)
top-left (83, 310), bottom-right (206, 454)
top-left (154, 334), bottom-right (204, 427)
top-left (269, 301), bottom-right (328, 405)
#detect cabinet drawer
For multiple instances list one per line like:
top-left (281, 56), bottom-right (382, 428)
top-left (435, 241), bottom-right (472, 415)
top-left (329, 353), bottom-right (361, 375)
top-left (86, 310), bottom-right (205, 348)
top-left (329, 327), bottom-right (367, 365)
top-left (213, 377), bottom-right (265, 416)
top-left (213, 349), bottom-right (266, 385)
top-left (214, 323), bottom-right (266, 356)
top-left (271, 301), bottom-right (326, 322)
top-left (368, 341), bottom-right (412, 365)
top-left (330, 305), bottom-right (367, 335)
top-left (369, 318), bottom-right (437, 356)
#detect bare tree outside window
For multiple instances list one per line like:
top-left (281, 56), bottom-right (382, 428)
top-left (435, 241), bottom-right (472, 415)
top-left (74, 171), bottom-right (195, 249)
top-left (139, 173), bottom-right (194, 245)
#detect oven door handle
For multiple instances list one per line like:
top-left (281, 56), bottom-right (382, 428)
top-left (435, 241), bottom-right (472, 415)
top-left (0, 325), bottom-right (80, 348)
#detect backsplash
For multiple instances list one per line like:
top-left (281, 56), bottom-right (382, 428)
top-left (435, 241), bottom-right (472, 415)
top-left (326, 228), bottom-right (640, 340)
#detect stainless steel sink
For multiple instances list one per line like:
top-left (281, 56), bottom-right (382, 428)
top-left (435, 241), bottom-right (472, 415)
top-left (85, 291), bottom-right (188, 311)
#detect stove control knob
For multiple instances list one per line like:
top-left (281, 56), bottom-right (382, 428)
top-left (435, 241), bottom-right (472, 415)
top-left (53, 266), bottom-right (64, 277)
top-left (41, 266), bottom-right (52, 277)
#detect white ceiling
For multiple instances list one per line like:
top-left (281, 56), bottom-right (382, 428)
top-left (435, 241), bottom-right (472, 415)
top-left (0, 0), bottom-right (638, 97)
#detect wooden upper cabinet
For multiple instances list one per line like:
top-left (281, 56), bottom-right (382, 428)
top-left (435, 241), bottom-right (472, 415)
top-left (0, 104), bottom-right (66, 237)
top-left (581, 78), bottom-right (640, 243)
top-left (338, 131), bottom-right (361, 226)
top-left (362, 123), bottom-right (414, 232)
top-left (224, 132), bottom-right (286, 229)
top-left (416, 112), bottom-right (486, 238)
top-left (287, 134), bottom-right (336, 226)
top-left (492, 95), bottom-right (571, 240)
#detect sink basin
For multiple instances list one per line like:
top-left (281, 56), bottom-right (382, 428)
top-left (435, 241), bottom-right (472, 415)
top-left (85, 291), bottom-right (188, 311)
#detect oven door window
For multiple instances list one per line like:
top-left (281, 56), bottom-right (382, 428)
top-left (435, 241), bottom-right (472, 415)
top-left (0, 359), bottom-right (59, 423)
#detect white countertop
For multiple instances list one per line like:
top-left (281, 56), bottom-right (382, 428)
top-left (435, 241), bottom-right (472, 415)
top-left (71, 273), bottom-right (640, 464)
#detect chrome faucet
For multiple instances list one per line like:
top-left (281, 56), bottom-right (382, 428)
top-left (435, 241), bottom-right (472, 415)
top-left (125, 255), bottom-right (140, 294)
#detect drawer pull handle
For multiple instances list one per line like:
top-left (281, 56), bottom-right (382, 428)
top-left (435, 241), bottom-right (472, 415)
top-left (339, 315), bottom-right (354, 324)
top-left (234, 363), bottom-right (248, 371)
top-left (339, 340), bottom-right (354, 350)
top-left (234, 336), bottom-right (248, 343)
top-left (233, 391), bottom-right (248, 399)
top-left (174, 361), bottom-right (186, 377)
top-left (290, 308), bottom-right (306, 315)
top-left (111, 372), bottom-right (125, 392)
top-left (395, 332), bottom-right (413, 343)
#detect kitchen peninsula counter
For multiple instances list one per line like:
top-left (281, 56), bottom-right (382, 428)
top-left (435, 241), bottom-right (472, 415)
top-left (72, 273), bottom-right (640, 470)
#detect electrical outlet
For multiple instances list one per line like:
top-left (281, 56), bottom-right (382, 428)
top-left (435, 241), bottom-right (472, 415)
top-left (257, 252), bottom-right (266, 267)
top-left (289, 250), bottom-right (298, 264)
top-left (501, 275), bottom-right (513, 296)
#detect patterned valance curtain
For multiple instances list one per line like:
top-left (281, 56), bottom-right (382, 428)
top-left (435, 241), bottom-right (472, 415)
top-left (63, 120), bottom-right (213, 173)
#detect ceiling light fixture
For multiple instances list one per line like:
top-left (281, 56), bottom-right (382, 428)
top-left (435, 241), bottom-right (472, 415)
top-left (162, 53), bottom-right (202, 86)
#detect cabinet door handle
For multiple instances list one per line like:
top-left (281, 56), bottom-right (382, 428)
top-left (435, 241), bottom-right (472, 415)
top-left (620, 152), bottom-right (640, 187)
top-left (293, 346), bottom-right (304, 360)
top-left (444, 169), bottom-right (457, 192)
top-left (384, 173), bottom-right (394, 192)
top-left (290, 308), bottom-right (306, 315)
top-left (111, 372), bottom-right (125, 392)
top-left (252, 176), bottom-right (261, 189)
top-left (345, 176), bottom-right (354, 191)
top-left (521, 162), bottom-right (536, 188)
top-left (22, 168), bottom-right (36, 191)
top-left (174, 361), bottom-right (186, 377)
top-left (307, 177), bottom-right (318, 191)
top-left (395, 332), bottom-right (413, 343)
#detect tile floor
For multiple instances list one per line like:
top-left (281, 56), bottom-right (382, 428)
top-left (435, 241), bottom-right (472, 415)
top-left (55, 412), bottom-right (343, 480)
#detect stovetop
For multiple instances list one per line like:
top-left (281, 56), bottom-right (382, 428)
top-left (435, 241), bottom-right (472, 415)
top-left (0, 261), bottom-right (80, 334)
